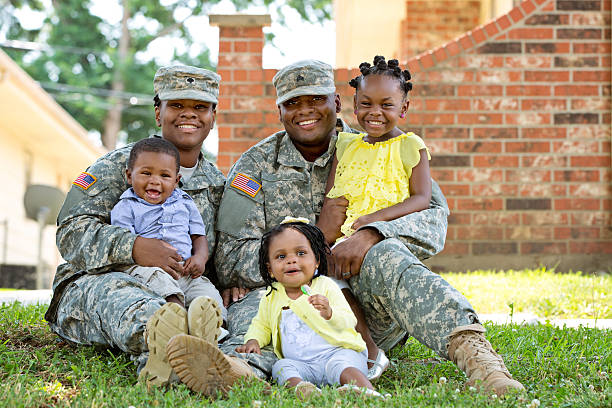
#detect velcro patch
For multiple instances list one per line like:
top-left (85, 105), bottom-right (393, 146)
top-left (73, 172), bottom-right (97, 190)
top-left (230, 173), bottom-right (261, 198)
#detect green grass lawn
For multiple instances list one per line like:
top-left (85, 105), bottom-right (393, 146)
top-left (1, 269), bottom-right (610, 407)
top-left (441, 267), bottom-right (611, 320)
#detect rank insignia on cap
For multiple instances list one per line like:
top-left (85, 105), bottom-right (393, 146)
top-left (230, 173), bottom-right (261, 198)
top-left (73, 172), bottom-right (97, 190)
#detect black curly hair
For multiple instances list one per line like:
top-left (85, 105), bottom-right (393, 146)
top-left (349, 55), bottom-right (413, 98)
top-left (128, 137), bottom-right (180, 173)
top-left (258, 222), bottom-right (331, 295)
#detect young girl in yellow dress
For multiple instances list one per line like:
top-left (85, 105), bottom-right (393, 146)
top-left (326, 55), bottom-right (432, 239)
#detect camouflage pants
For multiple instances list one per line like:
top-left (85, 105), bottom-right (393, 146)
top-left (350, 238), bottom-right (479, 359)
top-left (49, 272), bottom-right (165, 369)
top-left (218, 287), bottom-right (277, 379)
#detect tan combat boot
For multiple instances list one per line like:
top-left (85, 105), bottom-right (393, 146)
top-left (187, 296), bottom-right (222, 342)
top-left (166, 333), bottom-right (255, 397)
top-left (139, 303), bottom-right (188, 387)
top-left (448, 323), bottom-right (525, 397)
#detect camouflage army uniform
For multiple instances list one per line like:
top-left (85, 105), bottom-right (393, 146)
top-left (214, 118), bottom-right (479, 376)
top-left (45, 138), bottom-right (225, 368)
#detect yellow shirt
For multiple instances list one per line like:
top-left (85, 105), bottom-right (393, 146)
top-left (244, 276), bottom-right (366, 358)
top-left (327, 132), bottom-right (431, 237)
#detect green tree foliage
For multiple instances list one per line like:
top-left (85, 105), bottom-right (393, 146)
top-left (1, 0), bottom-right (331, 148)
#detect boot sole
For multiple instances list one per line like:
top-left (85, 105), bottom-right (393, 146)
top-left (167, 334), bottom-right (235, 397)
top-left (187, 296), bottom-right (222, 343)
top-left (139, 303), bottom-right (188, 386)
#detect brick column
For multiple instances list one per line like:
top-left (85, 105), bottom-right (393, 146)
top-left (209, 14), bottom-right (279, 175)
top-left (400, 0), bottom-right (482, 61)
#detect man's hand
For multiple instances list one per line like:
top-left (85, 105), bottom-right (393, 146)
top-left (132, 236), bottom-right (184, 279)
top-left (308, 294), bottom-right (332, 320)
top-left (184, 254), bottom-right (208, 279)
top-left (330, 228), bottom-right (383, 280)
top-left (236, 339), bottom-right (261, 355)
top-left (317, 196), bottom-right (348, 245)
top-left (221, 287), bottom-right (250, 308)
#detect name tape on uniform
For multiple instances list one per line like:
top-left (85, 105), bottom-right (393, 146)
top-left (230, 173), bottom-right (261, 197)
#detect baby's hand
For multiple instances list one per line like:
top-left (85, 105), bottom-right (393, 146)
top-left (351, 214), bottom-right (374, 231)
top-left (236, 339), bottom-right (261, 355)
top-left (308, 294), bottom-right (332, 320)
top-left (184, 254), bottom-right (207, 279)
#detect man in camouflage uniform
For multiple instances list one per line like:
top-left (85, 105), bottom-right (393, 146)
top-left (45, 66), bottom-right (227, 386)
top-left (182, 60), bottom-right (522, 397)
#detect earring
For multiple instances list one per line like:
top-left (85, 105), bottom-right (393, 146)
top-left (314, 268), bottom-right (319, 276)
top-left (354, 109), bottom-right (357, 115)
top-left (400, 112), bottom-right (405, 118)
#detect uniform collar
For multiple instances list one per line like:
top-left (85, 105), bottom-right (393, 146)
top-left (276, 118), bottom-right (351, 169)
top-left (179, 159), bottom-right (210, 190)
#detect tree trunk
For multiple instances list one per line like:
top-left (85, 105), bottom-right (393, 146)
top-left (101, 0), bottom-right (130, 149)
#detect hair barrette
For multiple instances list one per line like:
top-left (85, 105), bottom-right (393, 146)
top-left (280, 216), bottom-right (310, 225)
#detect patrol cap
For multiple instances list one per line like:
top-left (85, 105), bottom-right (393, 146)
top-left (154, 65), bottom-right (221, 104)
top-left (272, 60), bottom-right (336, 105)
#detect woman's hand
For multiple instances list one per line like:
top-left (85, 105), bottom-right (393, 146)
top-left (222, 287), bottom-right (250, 307)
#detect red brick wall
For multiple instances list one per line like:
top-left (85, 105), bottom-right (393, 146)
top-left (397, 0), bottom-right (611, 271)
top-left (212, 0), bottom-right (611, 272)
top-left (400, 1), bottom-right (482, 60)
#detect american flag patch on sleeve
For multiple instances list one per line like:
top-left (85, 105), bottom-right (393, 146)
top-left (73, 172), bottom-right (97, 190)
top-left (230, 173), bottom-right (261, 197)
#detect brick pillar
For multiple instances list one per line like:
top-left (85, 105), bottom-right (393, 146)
top-left (209, 14), bottom-right (279, 175)
top-left (400, 0), bottom-right (481, 61)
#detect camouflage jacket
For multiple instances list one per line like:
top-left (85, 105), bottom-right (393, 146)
top-left (214, 119), bottom-right (450, 289)
top-left (45, 137), bottom-right (225, 323)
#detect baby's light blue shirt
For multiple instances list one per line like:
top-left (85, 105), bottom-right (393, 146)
top-left (110, 187), bottom-right (206, 260)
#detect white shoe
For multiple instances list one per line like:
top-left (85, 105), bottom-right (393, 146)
top-left (338, 384), bottom-right (386, 399)
top-left (367, 349), bottom-right (390, 382)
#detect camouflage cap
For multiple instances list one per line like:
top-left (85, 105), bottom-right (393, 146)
top-left (273, 60), bottom-right (335, 105)
top-left (154, 65), bottom-right (221, 104)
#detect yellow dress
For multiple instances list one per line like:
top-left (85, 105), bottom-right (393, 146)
top-left (327, 131), bottom-right (430, 238)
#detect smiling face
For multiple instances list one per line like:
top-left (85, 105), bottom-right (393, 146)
top-left (278, 93), bottom-right (341, 161)
top-left (267, 227), bottom-right (320, 297)
top-left (127, 151), bottom-right (180, 205)
top-left (155, 99), bottom-right (216, 154)
top-left (354, 74), bottom-right (409, 142)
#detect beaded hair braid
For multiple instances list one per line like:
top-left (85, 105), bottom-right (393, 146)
top-left (348, 55), bottom-right (413, 97)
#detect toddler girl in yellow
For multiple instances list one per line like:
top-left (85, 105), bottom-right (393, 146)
top-left (326, 56), bottom-right (432, 238)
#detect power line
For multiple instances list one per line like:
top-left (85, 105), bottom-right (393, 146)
top-left (0, 39), bottom-right (107, 56)
top-left (39, 81), bottom-right (153, 105)
top-left (48, 91), bottom-right (155, 116)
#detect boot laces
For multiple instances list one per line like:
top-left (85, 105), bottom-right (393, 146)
top-left (463, 334), bottom-right (509, 375)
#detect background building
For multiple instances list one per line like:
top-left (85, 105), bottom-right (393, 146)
top-left (334, 0), bottom-right (517, 68)
top-left (0, 49), bottom-right (105, 287)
